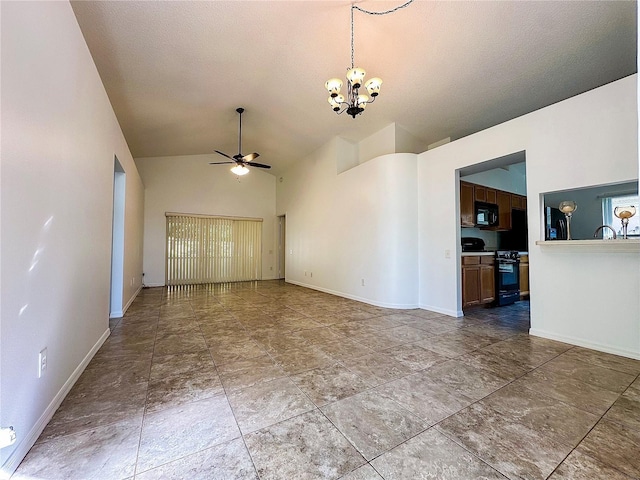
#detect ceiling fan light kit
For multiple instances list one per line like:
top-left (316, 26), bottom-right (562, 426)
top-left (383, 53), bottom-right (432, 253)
top-left (325, 1), bottom-right (413, 119)
top-left (209, 107), bottom-right (271, 175)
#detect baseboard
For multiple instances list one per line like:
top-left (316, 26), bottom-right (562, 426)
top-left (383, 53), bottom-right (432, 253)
top-left (122, 285), bottom-right (142, 315)
top-left (0, 328), bottom-right (111, 479)
top-left (285, 280), bottom-right (419, 309)
top-left (419, 304), bottom-right (463, 318)
top-left (144, 282), bottom-right (165, 288)
top-left (109, 285), bottom-right (143, 319)
top-left (529, 328), bottom-right (640, 360)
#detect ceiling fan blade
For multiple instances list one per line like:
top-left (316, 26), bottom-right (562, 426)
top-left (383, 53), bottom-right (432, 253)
top-left (208, 161), bottom-right (235, 165)
top-left (242, 152), bottom-right (260, 162)
top-left (215, 150), bottom-right (234, 160)
top-left (248, 162), bottom-right (271, 169)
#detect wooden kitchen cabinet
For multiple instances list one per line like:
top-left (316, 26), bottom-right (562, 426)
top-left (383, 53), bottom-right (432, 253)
top-left (474, 185), bottom-right (497, 204)
top-left (462, 265), bottom-right (481, 307)
top-left (496, 190), bottom-right (512, 230)
top-left (480, 257), bottom-right (495, 304)
top-left (512, 194), bottom-right (527, 210)
top-left (486, 188), bottom-right (497, 205)
top-left (519, 254), bottom-right (530, 297)
top-left (460, 181), bottom-right (475, 227)
top-left (462, 256), bottom-right (495, 308)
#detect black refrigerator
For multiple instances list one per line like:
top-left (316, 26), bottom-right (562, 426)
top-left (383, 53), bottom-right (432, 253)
top-left (545, 206), bottom-right (567, 240)
top-left (499, 209), bottom-right (529, 251)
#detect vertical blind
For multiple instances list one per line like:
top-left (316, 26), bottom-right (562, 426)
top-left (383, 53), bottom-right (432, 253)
top-left (166, 213), bottom-right (262, 285)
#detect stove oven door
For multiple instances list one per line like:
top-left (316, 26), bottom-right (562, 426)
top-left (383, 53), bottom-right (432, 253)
top-left (495, 258), bottom-right (520, 305)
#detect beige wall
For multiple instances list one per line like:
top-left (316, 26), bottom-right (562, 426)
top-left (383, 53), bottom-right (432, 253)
top-left (1, 2), bottom-right (144, 475)
top-left (135, 155), bottom-right (277, 286)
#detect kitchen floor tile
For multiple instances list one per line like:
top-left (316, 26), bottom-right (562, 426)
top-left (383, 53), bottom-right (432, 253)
top-left (371, 428), bottom-right (507, 479)
top-left (513, 367), bottom-right (620, 416)
top-left (539, 355), bottom-right (636, 393)
top-left (244, 410), bottom-right (366, 480)
top-left (479, 382), bottom-right (600, 446)
top-left (341, 352), bottom-right (414, 386)
top-left (134, 437), bottom-right (258, 480)
top-left (575, 419), bottom-right (640, 478)
top-left (136, 393), bottom-right (240, 472)
top-left (13, 419), bottom-right (140, 480)
top-left (548, 450), bottom-right (634, 480)
top-left (321, 390), bottom-right (427, 460)
top-left (216, 354), bottom-right (286, 393)
top-left (437, 402), bottom-right (574, 480)
top-left (226, 376), bottom-right (315, 434)
top-left (290, 362), bottom-right (371, 406)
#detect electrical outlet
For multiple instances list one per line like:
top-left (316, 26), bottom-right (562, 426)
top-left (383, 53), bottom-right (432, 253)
top-left (361, 279), bottom-right (365, 286)
top-left (310, 272), bottom-right (313, 278)
top-left (38, 348), bottom-right (47, 378)
top-left (304, 271), bottom-right (307, 276)
top-left (445, 249), bottom-right (451, 259)
top-left (270, 266), bottom-right (273, 271)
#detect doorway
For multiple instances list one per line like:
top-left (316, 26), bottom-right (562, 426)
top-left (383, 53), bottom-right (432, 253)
top-left (110, 157), bottom-right (126, 318)
top-left (277, 215), bottom-right (286, 279)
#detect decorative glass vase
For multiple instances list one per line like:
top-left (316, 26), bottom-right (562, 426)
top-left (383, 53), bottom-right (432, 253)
top-left (614, 206), bottom-right (637, 239)
top-left (558, 201), bottom-right (577, 240)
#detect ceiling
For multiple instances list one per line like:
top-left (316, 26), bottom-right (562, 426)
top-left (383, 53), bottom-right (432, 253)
top-left (70, 1), bottom-right (637, 175)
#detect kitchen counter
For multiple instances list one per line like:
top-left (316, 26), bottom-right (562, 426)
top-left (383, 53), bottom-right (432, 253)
top-left (461, 251), bottom-right (529, 257)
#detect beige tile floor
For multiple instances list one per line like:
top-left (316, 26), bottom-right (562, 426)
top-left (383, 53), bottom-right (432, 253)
top-left (13, 280), bottom-right (640, 479)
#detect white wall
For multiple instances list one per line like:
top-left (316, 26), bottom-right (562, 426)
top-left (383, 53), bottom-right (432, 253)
top-left (357, 123), bottom-right (428, 167)
top-left (0, 1), bottom-right (145, 476)
top-left (277, 138), bottom-right (419, 308)
top-left (418, 75), bottom-right (639, 357)
top-left (135, 155), bottom-right (277, 286)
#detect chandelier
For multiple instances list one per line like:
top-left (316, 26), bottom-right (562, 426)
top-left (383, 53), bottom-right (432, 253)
top-left (325, 1), bottom-right (413, 119)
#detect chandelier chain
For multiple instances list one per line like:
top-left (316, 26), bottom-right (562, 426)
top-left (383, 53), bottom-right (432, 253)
top-left (351, 6), bottom-right (354, 68)
top-left (350, 0), bottom-right (414, 68)
top-left (352, 0), bottom-right (414, 17)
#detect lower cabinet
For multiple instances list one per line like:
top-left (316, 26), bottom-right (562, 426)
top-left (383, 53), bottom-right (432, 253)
top-left (462, 256), bottom-right (495, 308)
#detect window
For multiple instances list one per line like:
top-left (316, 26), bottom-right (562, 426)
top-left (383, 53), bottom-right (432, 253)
top-left (602, 194), bottom-right (639, 239)
top-left (166, 213), bottom-right (262, 285)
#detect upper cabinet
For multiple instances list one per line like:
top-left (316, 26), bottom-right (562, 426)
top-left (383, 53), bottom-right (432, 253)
top-left (496, 190), bottom-right (512, 231)
top-left (460, 180), bottom-right (526, 230)
top-left (460, 181), bottom-right (476, 227)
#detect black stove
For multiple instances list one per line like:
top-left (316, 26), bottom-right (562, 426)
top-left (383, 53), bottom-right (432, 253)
top-left (494, 251), bottom-right (520, 306)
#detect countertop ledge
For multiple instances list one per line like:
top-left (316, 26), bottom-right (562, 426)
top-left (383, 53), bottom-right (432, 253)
top-left (535, 239), bottom-right (639, 253)
top-left (461, 251), bottom-right (529, 257)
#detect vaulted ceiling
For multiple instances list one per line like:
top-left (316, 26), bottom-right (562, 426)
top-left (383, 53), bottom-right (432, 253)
top-left (71, 1), bottom-right (637, 174)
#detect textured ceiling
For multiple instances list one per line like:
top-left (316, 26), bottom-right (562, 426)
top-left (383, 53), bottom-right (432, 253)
top-left (71, 1), bottom-right (637, 174)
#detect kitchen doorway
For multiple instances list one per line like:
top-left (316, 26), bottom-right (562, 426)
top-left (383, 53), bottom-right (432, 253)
top-left (277, 215), bottom-right (286, 279)
top-left (110, 156), bottom-right (126, 318)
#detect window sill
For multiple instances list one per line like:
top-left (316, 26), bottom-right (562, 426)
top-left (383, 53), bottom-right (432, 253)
top-left (535, 239), bottom-right (640, 253)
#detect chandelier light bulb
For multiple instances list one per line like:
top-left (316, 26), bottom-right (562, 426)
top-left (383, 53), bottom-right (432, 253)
top-left (346, 67), bottom-right (366, 88)
top-left (365, 77), bottom-right (382, 97)
top-left (357, 94), bottom-right (370, 107)
top-left (328, 95), bottom-right (344, 111)
top-left (231, 165), bottom-right (249, 176)
top-left (325, 78), bottom-right (343, 97)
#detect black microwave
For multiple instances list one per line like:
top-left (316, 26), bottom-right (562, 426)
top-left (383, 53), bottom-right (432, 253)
top-left (475, 202), bottom-right (499, 227)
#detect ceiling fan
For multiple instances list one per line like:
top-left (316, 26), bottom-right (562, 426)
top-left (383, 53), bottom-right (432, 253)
top-left (209, 107), bottom-right (271, 175)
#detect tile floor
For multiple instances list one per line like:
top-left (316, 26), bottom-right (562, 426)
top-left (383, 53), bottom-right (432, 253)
top-left (13, 280), bottom-right (640, 479)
